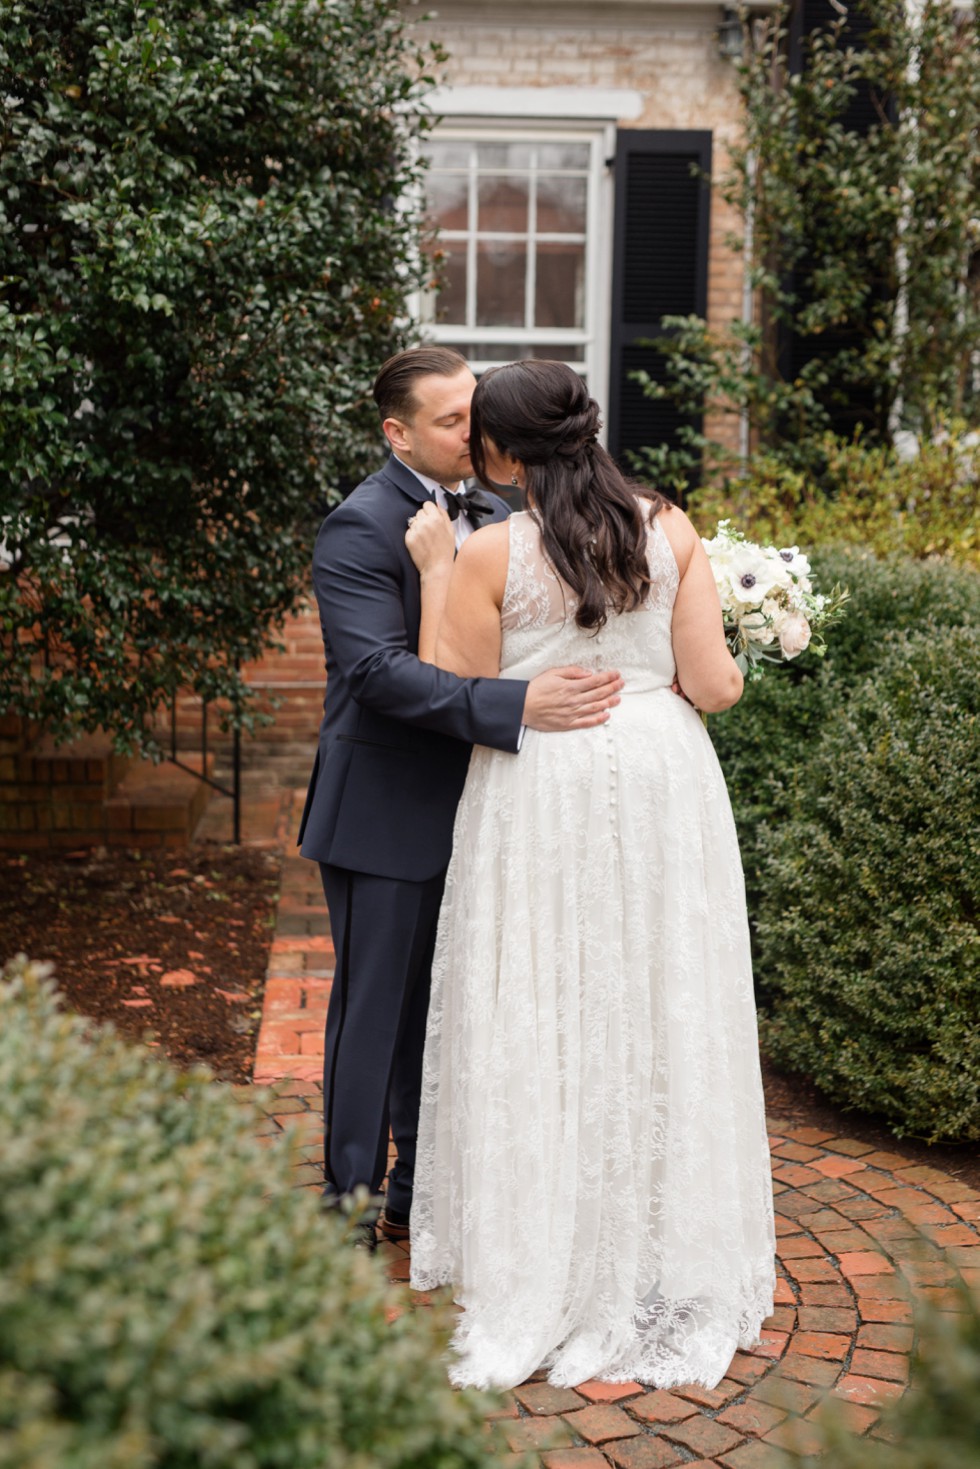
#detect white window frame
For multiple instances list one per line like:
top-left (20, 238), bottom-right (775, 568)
top-left (420, 123), bottom-right (609, 394)
top-left (415, 89), bottom-right (642, 430)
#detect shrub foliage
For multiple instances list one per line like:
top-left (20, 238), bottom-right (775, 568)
top-left (634, 0), bottom-right (980, 479)
top-left (0, 0), bottom-right (440, 754)
top-left (688, 430), bottom-right (980, 571)
top-left (754, 627), bottom-right (980, 1143)
top-left (709, 547), bottom-right (980, 929)
top-left (705, 551), bottom-right (980, 1142)
top-left (0, 957), bottom-right (501, 1469)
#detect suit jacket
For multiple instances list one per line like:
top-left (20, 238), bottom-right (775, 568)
top-left (298, 455), bottom-right (527, 881)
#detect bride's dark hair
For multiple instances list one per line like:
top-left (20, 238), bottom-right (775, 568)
top-left (469, 360), bottom-right (665, 631)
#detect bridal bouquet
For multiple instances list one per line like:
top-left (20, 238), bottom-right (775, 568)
top-left (701, 520), bottom-right (848, 679)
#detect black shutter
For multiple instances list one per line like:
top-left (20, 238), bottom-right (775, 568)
top-left (782, 0), bottom-right (888, 437)
top-left (607, 130), bottom-right (712, 482)
top-left (790, 0), bottom-right (881, 132)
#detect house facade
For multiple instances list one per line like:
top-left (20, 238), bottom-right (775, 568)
top-left (2, 2), bottom-right (771, 844)
top-left (410, 0), bottom-right (769, 466)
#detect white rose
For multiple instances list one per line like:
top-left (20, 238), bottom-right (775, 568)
top-left (752, 598), bottom-right (782, 646)
top-left (778, 610), bottom-right (812, 658)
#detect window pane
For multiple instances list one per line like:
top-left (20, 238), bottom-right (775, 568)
top-left (476, 241), bottom-right (526, 327)
top-left (426, 171), bottom-right (469, 232)
top-left (537, 175), bottom-right (587, 234)
top-left (429, 245), bottom-right (467, 324)
top-left (475, 142), bottom-right (534, 171)
top-left (422, 141), bottom-right (472, 171)
top-left (478, 175), bottom-right (528, 235)
top-left (534, 242), bottom-right (585, 329)
top-left (452, 342), bottom-right (584, 364)
top-left (423, 132), bottom-right (596, 359)
top-left (535, 143), bottom-right (591, 173)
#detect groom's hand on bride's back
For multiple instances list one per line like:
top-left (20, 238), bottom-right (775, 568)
top-left (523, 667), bottom-right (623, 731)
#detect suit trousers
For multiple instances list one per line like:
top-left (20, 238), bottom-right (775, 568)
top-left (319, 862), bottom-right (447, 1217)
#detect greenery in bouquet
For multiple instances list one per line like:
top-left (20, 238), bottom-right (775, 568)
top-left (701, 521), bottom-right (848, 679)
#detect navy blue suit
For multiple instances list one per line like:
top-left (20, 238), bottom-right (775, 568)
top-left (298, 454), bottom-right (527, 1213)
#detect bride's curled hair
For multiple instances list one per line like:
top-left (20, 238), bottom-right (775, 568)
top-left (469, 360), bottom-right (665, 631)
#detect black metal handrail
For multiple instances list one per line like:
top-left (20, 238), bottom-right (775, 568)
top-left (167, 684), bottom-right (242, 843)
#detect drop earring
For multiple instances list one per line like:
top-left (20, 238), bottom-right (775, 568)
top-left (510, 472), bottom-right (518, 487)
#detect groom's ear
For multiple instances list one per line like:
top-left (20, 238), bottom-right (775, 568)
top-left (383, 416), bottom-right (411, 454)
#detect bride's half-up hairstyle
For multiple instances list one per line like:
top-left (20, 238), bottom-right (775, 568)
top-left (469, 360), bottom-right (666, 631)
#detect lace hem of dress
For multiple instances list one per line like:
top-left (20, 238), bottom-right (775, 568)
top-left (411, 1260), bottom-right (776, 1392)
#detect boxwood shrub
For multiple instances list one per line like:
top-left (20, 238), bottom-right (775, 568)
top-left (0, 958), bottom-right (502, 1469)
top-left (711, 549), bottom-right (980, 939)
top-left (753, 627), bottom-right (980, 1143)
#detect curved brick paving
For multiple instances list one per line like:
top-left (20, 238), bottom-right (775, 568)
top-left (252, 792), bottom-right (980, 1467)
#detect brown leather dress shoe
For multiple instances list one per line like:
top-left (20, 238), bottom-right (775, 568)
top-left (378, 1204), bottom-right (410, 1242)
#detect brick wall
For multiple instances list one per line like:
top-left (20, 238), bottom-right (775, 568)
top-left (166, 598), bottom-right (324, 760)
top-left (0, 717), bottom-right (210, 850)
top-left (0, 600), bottom-right (325, 851)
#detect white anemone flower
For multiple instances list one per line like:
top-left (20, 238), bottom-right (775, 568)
top-left (770, 544), bottom-right (812, 580)
top-left (721, 543), bottom-right (790, 607)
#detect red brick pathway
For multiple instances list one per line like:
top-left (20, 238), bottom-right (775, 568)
top-left (254, 788), bottom-right (980, 1467)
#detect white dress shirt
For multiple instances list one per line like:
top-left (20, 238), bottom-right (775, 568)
top-left (395, 459), bottom-right (477, 549)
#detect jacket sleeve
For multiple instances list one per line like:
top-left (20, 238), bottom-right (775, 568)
top-left (314, 501), bottom-right (527, 753)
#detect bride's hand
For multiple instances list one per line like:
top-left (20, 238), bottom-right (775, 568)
top-left (406, 502), bottom-right (455, 578)
top-left (671, 676), bottom-right (695, 707)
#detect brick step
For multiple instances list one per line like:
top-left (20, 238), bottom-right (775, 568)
top-left (239, 663), bottom-right (325, 681)
top-left (28, 730), bottom-right (134, 793)
top-left (107, 754), bottom-right (214, 847)
top-left (0, 735), bottom-right (214, 851)
top-left (165, 687), bottom-right (323, 751)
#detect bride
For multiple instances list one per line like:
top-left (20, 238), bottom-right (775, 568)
top-left (404, 360), bottom-right (774, 1391)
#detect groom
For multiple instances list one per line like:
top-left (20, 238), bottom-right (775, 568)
top-left (298, 346), bottom-right (622, 1247)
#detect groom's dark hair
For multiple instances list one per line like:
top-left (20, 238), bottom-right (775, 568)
top-left (373, 346), bottom-right (469, 425)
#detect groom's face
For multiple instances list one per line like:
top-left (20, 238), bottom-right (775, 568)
top-left (383, 367), bottom-right (477, 488)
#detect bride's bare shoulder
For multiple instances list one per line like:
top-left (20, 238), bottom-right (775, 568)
top-left (454, 519), bottom-right (511, 587)
top-left (650, 500), bottom-right (698, 573)
top-left (462, 518), bottom-right (510, 554)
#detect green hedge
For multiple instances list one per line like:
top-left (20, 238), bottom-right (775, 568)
top-left (753, 627), bottom-right (980, 1143)
top-left (711, 549), bottom-right (980, 934)
top-left (0, 958), bottom-right (501, 1469)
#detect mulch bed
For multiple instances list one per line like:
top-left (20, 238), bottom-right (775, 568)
top-left (1, 844), bottom-right (279, 1082)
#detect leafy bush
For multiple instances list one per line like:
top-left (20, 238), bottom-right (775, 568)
top-left (753, 627), bottom-right (980, 1143)
top-left (635, 2), bottom-right (980, 477)
top-left (0, 0), bottom-right (440, 754)
top-left (688, 430), bottom-right (980, 570)
top-left (0, 957), bottom-right (501, 1469)
top-left (709, 548), bottom-right (980, 930)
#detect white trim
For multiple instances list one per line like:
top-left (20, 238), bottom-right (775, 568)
top-left (426, 86), bottom-right (643, 122)
top-left (425, 0), bottom-right (783, 16)
top-left (418, 121), bottom-right (615, 429)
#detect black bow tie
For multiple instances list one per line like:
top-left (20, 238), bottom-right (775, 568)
top-left (439, 484), bottom-right (495, 528)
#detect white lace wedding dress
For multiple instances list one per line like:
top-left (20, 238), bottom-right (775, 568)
top-left (409, 508), bottom-right (775, 1391)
